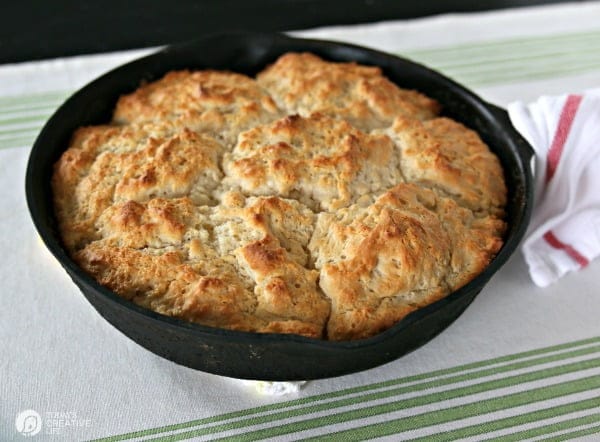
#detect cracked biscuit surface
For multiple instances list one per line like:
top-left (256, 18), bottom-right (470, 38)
top-left (222, 112), bottom-right (403, 211)
top-left (53, 52), bottom-right (507, 340)
top-left (257, 52), bottom-right (440, 131)
top-left (113, 70), bottom-right (282, 146)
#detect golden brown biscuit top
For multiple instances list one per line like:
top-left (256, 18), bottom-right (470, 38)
top-left (386, 117), bottom-right (507, 217)
top-left (257, 52), bottom-right (440, 131)
top-left (309, 184), bottom-right (505, 340)
top-left (52, 122), bottom-right (223, 250)
top-left (53, 52), bottom-right (507, 340)
top-left (222, 112), bottom-right (403, 211)
top-left (113, 70), bottom-right (282, 146)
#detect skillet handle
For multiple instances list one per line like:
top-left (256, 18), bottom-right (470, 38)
top-left (485, 102), bottom-right (537, 178)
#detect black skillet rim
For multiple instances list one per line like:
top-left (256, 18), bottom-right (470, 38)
top-left (25, 31), bottom-right (535, 353)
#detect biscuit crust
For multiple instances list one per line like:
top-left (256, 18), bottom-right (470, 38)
top-left (222, 113), bottom-right (403, 211)
top-left (257, 52), bottom-right (440, 131)
top-left (113, 70), bottom-right (282, 146)
top-left (53, 53), bottom-right (507, 340)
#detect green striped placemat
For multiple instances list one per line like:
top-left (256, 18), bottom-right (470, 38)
top-left (403, 29), bottom-right (600, 86)
top-left (90, 336), bottom-right (600, 441)
top-left (0, 90), bottom-right (68, 150)
top-left (2, 28), bottom-right (599, 152)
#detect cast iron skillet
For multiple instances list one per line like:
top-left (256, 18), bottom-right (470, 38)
top-left (26, 32), bottom-right (535, 380)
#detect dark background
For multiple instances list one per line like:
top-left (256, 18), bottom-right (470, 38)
top-left (0, 0), bottom-right (587, 64)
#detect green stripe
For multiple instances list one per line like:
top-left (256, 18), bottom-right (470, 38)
top-left (0, 111), bottom-right (56, 149)
top-left (411, 37), bottom-right (600, 70)
top-left (0, 135), bottom-right (36, 150)
top-left (0, 124), bottom-right (41, 136)
top-left (431, 60), bottom-right (600, 87)
top-left (0, 125), bottom-right (45, 139)
top-left (0, 102), bottom-right (59, 116)
top-left (90, 337), bottom-right (600, 442)
top-left (0, 90), bottom-right (68, 107)
top-left (146, 357), bottom-right (600, 441)
top-left (399, 28), bottom-right (600, 86)
top-left (540, 423), bottom-right (600, 441)
top-left (453, 59), bottom-right (600, 87)
top-left (404, 50), bottom-right (600, 87)
top-left (0, 99), bottom-right (62, 114)
top-left (404, 29), bottom-right (600, 60)
top-left (0, 112), bottom-right (54, 127)
top-left (407, 398), bottom-right (600, 442)
top-left (0, 128), bottom-right (39, 141)
top-left (422, 49), bottom-right (600, 76)
top-left (293, 376), bottom-right (600, 442)
top-left (444, 53), bottom-right (600, 78)
top-left (484, 410), bottom-right (600, 442)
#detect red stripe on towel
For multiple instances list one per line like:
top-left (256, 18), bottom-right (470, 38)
top-left (546, 94), bottom-right (583, 183)
top-left (543, 230), bottom-right (589, 268)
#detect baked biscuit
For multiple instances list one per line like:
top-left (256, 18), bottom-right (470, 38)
top-left (75, 241), bottom-right (265, 333)
top-left (309, 184), bottom-right (505, 340)
top-left (386, 117), bottom-right (507, 217)
top-left (257, 52), bottom-right (440, 130)
top-left (210, 194), bottom-right (330, 337)
top-left (75, 194), bottom-right (329, 337)
top-left (53, 53), bottom-right (507, 341)
top-left (222, 113), bottom-right (403, 211)
top-left (113, 70), bottom-right (282, 146)
top-left (53, 122), bottom-right (223, 250)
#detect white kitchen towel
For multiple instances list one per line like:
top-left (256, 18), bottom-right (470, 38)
top-left (508, 91), bottom-right (600, 287)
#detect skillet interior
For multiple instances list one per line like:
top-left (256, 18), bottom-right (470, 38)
top-left (26, 32), bottom-right (534, 380)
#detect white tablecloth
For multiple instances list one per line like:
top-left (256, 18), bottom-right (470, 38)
top-left (2, 2), bottom-right (600, 440)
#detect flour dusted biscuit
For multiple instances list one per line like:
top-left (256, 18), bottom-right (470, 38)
top-left (257, 52), bottom-right (440, 131)
top-left (53, 122), bottom-right (224, 250)
top-left (113, 70), bottom-right (281, 146)
top-left (211, 192), bottom-right (316, 267)
top-left (76, 193), bottom-right (329, 337)
top-left (53, 53), bottom-right (507, 341)
top-left (211, 195), bottom-right (329, 336)
top-left (386, 117), bottom-right (507, 216)
top-left (75, 241), bottom-right (263, 332)
top-left (222, 113), bottom-right (403, 211)
top-left (309, 184), bottom-right (505, 340)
